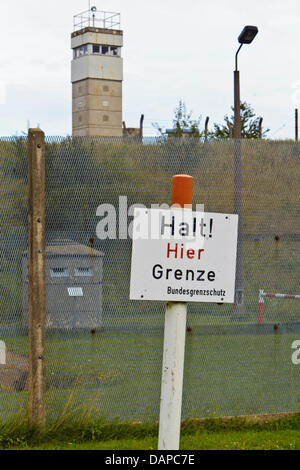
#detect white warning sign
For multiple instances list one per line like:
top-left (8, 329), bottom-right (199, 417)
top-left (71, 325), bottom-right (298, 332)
top-left (130, 208), bottom-right (238, 303)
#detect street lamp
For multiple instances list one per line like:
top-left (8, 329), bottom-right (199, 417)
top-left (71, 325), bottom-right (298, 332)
top-left (234, 26), bottom-right (258, 138)
top-left (233, 25), bottom-right (258, 315)
top-left (238, 25), bottom-right (258, 44)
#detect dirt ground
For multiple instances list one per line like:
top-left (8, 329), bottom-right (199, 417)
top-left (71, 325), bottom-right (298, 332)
top-left (0, 351), bottom-right (28, 391)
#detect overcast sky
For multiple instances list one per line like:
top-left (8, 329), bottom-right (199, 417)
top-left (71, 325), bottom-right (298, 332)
top-left (0, 0), bottom-right (299, 138)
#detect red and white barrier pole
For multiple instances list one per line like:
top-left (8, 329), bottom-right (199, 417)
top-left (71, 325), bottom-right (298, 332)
top-left (264, 293), bottom-right (300, 299)
top-left (158, 175), bottom-right (193, 451)
top-left (258, 290), bottom-right (300, 324)
top-left (258, 290), bottom-right (264, 325)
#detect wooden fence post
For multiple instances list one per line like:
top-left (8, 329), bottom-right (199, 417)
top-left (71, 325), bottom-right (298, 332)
top-left (27, 128), bottom-right (46, 427)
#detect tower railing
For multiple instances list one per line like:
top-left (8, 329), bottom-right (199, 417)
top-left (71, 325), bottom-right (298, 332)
top-left (73, 9), bottom-right (121, 32)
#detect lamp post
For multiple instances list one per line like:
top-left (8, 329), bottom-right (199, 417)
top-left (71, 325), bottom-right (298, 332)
top-left (233, 26), bottom-right (258, 315)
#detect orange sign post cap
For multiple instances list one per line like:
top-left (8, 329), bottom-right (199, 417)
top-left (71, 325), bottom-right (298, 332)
top-left (171, 174), bottom-right (193, 208)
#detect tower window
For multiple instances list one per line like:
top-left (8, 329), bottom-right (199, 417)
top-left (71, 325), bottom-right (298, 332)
top-left (90, 44), bottom-right (121, 57)
top-left (74, 45), bottom-right (88, 58)
top-left (103, 115), bottom-right (109, 122)
top-left (110, 46), bottom-right (119, 56)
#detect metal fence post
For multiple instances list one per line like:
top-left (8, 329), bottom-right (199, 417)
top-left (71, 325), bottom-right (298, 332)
top-left (233, 69), bottom-right (244, 315)
top-left (27, 128), bottom-right (46, 427)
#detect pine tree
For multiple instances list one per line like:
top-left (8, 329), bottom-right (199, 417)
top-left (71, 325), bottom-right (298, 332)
top-left (213, 101), bottom-right (269, 139)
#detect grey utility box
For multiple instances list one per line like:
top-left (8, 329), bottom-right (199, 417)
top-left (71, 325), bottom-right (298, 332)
top-left (22, 240), bottom-right (104, 329)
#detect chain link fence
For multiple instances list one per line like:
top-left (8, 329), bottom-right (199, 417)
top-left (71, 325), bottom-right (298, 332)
top-left (0, 135), bottom-right (299, 424)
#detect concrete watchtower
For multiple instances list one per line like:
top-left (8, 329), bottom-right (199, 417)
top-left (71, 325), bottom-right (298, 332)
top-left (71, 7), bottom-right (123, 136)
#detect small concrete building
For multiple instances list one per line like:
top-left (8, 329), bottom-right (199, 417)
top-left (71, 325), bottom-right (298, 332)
top-left (22, 241), bottom-right (104, 329)
top-left (71, 8), bottom-right (123, 136)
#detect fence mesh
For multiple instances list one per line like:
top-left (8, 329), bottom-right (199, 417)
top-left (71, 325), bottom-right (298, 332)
top-left (0, 136), bottom-right (299, 423)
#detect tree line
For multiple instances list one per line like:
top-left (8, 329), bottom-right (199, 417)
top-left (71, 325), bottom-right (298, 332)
top-left (153, 99), bottom-right (270, 140)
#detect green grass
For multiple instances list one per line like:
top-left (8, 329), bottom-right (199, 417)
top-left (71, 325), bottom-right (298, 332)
top-left (1, 414), bottom-right (300, 450)
top-left (9, 429), bottom-right (300, 450)
top-left (2, 330), bottom-right (300, 424)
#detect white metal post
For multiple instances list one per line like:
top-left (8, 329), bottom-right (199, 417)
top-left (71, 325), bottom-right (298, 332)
top-left (158, 174), bottom-right (193, 451)
top-left (158, 302), bottom-right (187, 450)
